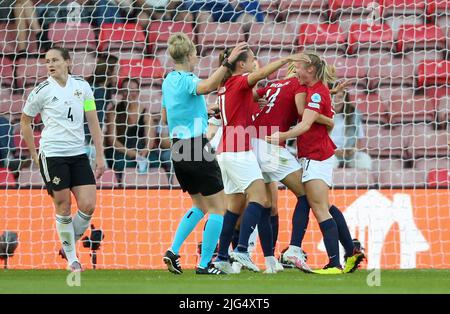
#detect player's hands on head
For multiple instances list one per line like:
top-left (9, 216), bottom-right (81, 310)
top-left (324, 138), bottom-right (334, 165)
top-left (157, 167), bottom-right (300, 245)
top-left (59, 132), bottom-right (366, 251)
top-left (95, 156), bottom-right (106, 180)
top-left (227, 42), bottom-right (248, 64)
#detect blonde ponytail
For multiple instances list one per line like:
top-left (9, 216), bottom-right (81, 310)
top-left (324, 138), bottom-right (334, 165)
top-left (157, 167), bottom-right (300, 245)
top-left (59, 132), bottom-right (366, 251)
top-left (304, 52), bottom-right (337, 85)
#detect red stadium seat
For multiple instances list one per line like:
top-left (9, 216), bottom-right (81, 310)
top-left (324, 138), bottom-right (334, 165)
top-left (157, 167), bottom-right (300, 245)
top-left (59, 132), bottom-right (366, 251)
top-left (197, 54), bottom-right (219, 79)
top-left (96, 169), bottom-right (119, 188)
top-left (362, 125), bottom-right (408, 158)
top-left (426, 0), bottom-right (448, 17)
top-left (70, 52), bottom-right (96, 79)
top-left (367, 54), bottom-right (414, 89)
top-left (98, 23), bottom-right (146, 52)
top-left (279, 0), bottom-right (326, 12)
top-left (415, 158), bottom-right (450, 172)
top-left (385, 95), bottom-right (436, 124)
top-left (417, 60), bottom-right (450, 87)
top-left (15, 58), bottom-right (47, 89)
top-left (407, 123), bottom-right (449, 158)
top-left (297, 23), bottom-right (346, 52)
top-left (0, 168), bottom-right (16, 187)
top-left (18, 168), bottom-right (44, 187)
top-left (377, 169), bottom-right (426, 188)
top-left (427, 168), bottom-right (450, 188)
top-left (349, 92), bottom-right (389, 123)
top-left (197, 22), bottom-right (245, 55)
top-left (323, 56), bottom-right (368, 87)
top-left (123, 167), bottom-right (170, 188)
top-left (47, 22), bottom-right (96, 51)
top-left (347, 23), bottom-right (393, 54)
top-left (382, 0), bottom-right (426, 16)
top-left (328, 0), bottom-right (378, 20)
top-left (396, 24), bottom-right (446, 52)
top-left (332, 168), bottom-right (375, 188)
top-left (371, 158), bottom-right (405, 172)
top-left (118, 58), bottom-right (164, 87)
top-left (147, 21), bottom-right (194, 53)
top-left (138, 87), bottom-right (162, 114)
top-left (436, 96), bottom-right (449, 127)
top-left (248, 23), bottom-right (296, 52)
top-left (0, 57), bottom-right (14, 88)
top-left (0, 23), bottom-right (16, 55)
top-left (404, 50), bottom-right (445, 70)
top-left (8, 93), bottom-right (24, 115)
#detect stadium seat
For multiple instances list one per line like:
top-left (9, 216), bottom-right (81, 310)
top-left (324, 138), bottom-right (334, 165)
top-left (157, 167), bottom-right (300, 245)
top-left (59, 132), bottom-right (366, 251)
top-left (0, 89), bottom-right (12, 114)
top-left (123, 167), bottom-right (170, 188)
top-left (138, 87), bottom-right (162, 114)
top-left (367, 54), bottom-right (414, 89)
top-left (248, 23), bottom-right (296, 52)
top-left (197, 54), bottom-right (219, 79)
top-left (436, 14), bottom-right (450, 50)
top-left (347, 23), bottom-right (394, 54)
top-left (97, 169), bottom-right (119, 188)
top-left (382, 0), bottom-right (426, 16)
top-left (255, 50), bottom-right (291, 80)
top-left (0, 22), bottom-right (16, 55)
top-left (197, 22), bottom-right (245, 55)
top-left (118, 58), bottom-right (164, 87)
top-left (405, 123), bottom-right (449, 158)
top-left (414, 157), bottom-right (450, 172)
top-left (404, 50), bottom-right (445, 70)
top-left (297, 23), bottom-right (346, 52)
top-left (98, 23), bottom-right (146, 53)
top-left (47, 22), bottom-right (96, 51)
top-left (323, 56), bottom-right (368, 88)
top-left (362, 124), bottom-right (408, 158)
top-left (396, 24), bottom-right (446, 52)
top-left (417, 60), bottom-right (450, 87)
top-left (0, 168), bottom-right (16, 187)
top-left (385, 95), bottom-right (436, 124)
top-left (279, 0), bottom-right (326, 13)
top-left (8, 93), bottom-right (24, 115)
top-left (349, 92), bottom-right (389, 124)
top-left (286, 12), bottom-right (323, 29)
top-left (15, 58), bottom-right (48, 89)
top-left (328, 0), bottom-right (378, 21)
top-left (147, 21), bottom-right (194, 53)
top-left (371, 158), bottom-right (405, 172)
top-left (377, 168), bottom-right (426, 188)
top-left (13, 129), bottom-right (41, 155)
top-left (18, 168), bottom-right (44, 187)
top-left (70, 52), bottom-right (96, 79)
top-left (425, 0), bottom-right (448, 18)
top-left (436, 96), bottom-right (449, 127)
top-left (0, 57), bottom-right (13, 88)
top-left (427, 168), bottom-right (450, 188)
top-left (332, 168), bottom-right (375, 188)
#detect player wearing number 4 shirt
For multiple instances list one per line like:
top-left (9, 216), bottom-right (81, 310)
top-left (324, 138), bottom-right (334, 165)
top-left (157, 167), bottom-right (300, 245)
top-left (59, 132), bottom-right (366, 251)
top-left (20, 48), bottom-right (105, 273)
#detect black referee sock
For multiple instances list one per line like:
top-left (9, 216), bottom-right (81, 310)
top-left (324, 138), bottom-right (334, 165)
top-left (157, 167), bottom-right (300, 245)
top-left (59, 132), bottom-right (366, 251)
top-left (319, 218), bottom-right (340, 268)
top-left (237, 202), bottom-right (264, 252)
top-left (257, 207), bottom-right (273, 257)
top-left (329, 205), bottom-right (355, 257)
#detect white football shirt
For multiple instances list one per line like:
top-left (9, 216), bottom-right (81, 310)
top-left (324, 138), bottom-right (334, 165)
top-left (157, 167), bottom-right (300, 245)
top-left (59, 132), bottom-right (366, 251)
top-left (23, 75), bottom-right (95, 157)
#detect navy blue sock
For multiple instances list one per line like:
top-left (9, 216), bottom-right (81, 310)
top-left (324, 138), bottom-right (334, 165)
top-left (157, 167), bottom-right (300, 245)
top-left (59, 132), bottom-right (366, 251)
top-left (217, 210), bottom-right (240, 260)
top-left (231, 228), bottom-right (240, 250)
top-left (270, 215), bottom-right (279, 255)
top-left (319, 218), bottom-right (340, 268)
top-left (290, 196), bottom-right (310, 247)
top-left (237, 202), bottom-right (264, 252)
top-left (329, 205), bottom-right (355, 257)
top-left (257, 207), bottom-right (273, 257)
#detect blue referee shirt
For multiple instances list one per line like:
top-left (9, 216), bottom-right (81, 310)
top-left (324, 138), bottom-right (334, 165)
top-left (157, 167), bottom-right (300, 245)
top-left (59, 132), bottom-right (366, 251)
top-left (162, 71), bottom-right (208, 139)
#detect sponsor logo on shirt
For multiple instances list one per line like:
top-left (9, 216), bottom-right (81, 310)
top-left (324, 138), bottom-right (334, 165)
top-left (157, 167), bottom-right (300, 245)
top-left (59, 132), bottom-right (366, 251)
top-left (52, 96), bottom-right (59, 102)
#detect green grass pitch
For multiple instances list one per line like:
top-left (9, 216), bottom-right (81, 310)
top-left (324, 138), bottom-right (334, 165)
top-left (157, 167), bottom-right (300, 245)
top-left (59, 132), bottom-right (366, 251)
top-left (1, 269), bottom-right (449, 294)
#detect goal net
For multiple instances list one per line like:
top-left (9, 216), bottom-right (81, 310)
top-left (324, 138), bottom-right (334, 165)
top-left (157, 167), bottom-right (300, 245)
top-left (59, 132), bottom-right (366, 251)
top-left (0, 0), bottom-right (449, 270)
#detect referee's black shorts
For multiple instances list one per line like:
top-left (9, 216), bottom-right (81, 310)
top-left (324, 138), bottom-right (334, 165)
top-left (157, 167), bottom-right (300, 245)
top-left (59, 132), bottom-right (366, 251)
top-left (171, 136), bottom-right (223, 196)
top-left (39, 153), bottom-right (96, 196)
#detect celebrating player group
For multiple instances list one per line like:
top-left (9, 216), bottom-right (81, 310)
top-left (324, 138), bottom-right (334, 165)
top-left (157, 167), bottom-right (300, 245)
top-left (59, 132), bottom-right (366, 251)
top-left (161, 33), bottom-right (365, 276)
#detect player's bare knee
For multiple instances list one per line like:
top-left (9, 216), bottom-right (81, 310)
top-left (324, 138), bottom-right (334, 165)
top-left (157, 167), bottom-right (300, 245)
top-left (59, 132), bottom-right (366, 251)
top-left (77, 200), bottom-right (96, 215)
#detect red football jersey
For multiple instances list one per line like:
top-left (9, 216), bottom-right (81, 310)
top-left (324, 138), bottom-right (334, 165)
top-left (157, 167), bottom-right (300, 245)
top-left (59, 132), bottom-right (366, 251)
top-left (297, 81), bottom-right (336, 161)
top-left (254, 77), bottom-right (307, 146)
top-left (217, 74), bottom-right (256, 153)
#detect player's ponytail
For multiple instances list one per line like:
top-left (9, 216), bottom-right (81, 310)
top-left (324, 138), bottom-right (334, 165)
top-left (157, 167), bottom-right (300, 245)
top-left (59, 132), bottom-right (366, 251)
top-left (305, 52), bottom-right (337, 85)
top-left (168, 32), bottom-right (196, 64)
top-left (219, 46), bottom-right (249, 84)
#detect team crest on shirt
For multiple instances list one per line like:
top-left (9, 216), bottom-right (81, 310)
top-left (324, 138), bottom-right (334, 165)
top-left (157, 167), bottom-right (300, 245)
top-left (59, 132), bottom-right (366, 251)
top-left (74, 89), bottom-right (82, 98)
top-left (52, 176), bottom-right (61, 185)
top-left (311, 93), bottom-right (321, 103)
